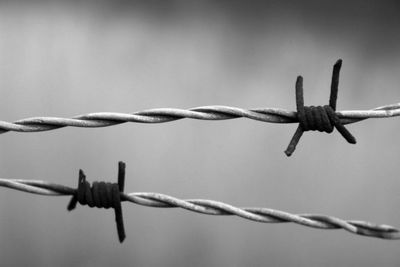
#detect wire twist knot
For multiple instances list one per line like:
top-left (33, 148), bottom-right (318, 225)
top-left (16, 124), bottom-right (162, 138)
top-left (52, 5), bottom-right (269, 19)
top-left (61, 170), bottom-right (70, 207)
top-left (298, 105), bottom-right (334, 132)
top-left (285, 59), bottom-right (356, 156)
top-left (67, 162), bottom-right (126, 242)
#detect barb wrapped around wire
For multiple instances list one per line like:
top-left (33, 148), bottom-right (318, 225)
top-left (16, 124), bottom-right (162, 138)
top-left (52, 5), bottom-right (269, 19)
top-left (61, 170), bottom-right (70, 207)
top-left (0, 162), bottom-right (398, 241)
top-left (1, 59), bottom-right (399, 155)
top-left (285, 59), bottom-right (356, 156)
top-left (67, 162), bottom-right (126, 242)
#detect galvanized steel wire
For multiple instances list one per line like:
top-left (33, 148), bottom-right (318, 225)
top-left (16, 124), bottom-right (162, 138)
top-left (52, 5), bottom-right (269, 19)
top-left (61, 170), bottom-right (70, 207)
top-left (1, 59), bottom-right (400, 156)
top-left (0, 178), bottom-right (398, 240)
top-left (1, 102), bottom-right (400, 134)
top-left (2, 60), bottom-right (400, 242)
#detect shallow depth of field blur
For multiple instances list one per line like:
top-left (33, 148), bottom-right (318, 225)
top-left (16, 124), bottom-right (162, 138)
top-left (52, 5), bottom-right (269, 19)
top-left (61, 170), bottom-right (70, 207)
top-left (0, 1), bottom-right (399, 266)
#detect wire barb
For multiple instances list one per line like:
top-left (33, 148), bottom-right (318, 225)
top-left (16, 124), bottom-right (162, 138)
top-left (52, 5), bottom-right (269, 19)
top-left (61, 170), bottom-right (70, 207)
top-left (285, 59), bottom-right (356, 156)
top-left (0, 162), bottom-right (398, 241)
top-left (0, 60), bottom-right (399, 155)
top-left (67, 162), bottom-right (126, 242)
top-left (0, 59), bottom-right (399, 156)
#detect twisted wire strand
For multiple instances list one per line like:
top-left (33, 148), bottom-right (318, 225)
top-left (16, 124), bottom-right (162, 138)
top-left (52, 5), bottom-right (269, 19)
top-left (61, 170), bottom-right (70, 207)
top-left (0, 178), bottom-right (398, 240)
top-left (1, 103), bottom-right (399, 134)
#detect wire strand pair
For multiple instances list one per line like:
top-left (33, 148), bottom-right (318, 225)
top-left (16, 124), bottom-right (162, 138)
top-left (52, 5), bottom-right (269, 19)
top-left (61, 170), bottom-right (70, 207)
top-left (0, 162), bottom-right (398, 242)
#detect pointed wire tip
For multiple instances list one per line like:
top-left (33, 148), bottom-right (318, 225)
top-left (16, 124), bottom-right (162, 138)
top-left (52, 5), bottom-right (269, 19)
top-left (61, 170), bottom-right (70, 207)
top-left (66, 201), bottom-right (76, 211)
top-left (284, 150), bottom-right (293, 157)
top-left (119, 234), bottom-right (126, 243)
top-left (334, 59), bottom-right (342, 67)
top-left (118, 161), bottom-right (126, 168)
top-left (349, 137), bottom-right (357, 144)
top-left (78, 169), bottom-right (86, 182)
top-left (284, 126), bottom-right (303, 157)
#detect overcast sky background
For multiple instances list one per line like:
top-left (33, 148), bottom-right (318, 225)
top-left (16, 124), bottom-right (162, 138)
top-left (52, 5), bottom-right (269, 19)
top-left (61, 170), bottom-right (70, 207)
top-left (0, 1), bottom-right (399, 266)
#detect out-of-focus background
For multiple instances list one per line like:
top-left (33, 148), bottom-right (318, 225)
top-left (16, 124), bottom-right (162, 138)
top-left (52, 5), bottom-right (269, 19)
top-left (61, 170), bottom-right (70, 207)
top-left (0, 1), bottom-right (399, 266)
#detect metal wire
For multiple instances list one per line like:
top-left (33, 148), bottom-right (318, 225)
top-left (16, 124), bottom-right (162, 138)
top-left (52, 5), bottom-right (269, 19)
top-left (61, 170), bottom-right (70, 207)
top-left (0, 103), bottom-right (399, 134)
top-left (285, 60), bottom-right (355, 156)
top-left (0, 178), bottom-right (398, 240)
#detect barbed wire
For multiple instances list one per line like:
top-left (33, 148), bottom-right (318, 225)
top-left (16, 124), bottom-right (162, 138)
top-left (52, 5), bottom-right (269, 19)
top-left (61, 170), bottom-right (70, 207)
top-left (1, 61), bottom-right (399, 242)
top-left (1, 59), bottom-right (400, 156)
top-left (0, 175), bottom-right (398, 241)
top-left (1, 103), bottom-right (399, 134)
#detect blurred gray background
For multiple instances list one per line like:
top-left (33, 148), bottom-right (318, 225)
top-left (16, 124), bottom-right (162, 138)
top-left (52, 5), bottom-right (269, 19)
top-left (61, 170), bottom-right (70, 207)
top-left (0, 1), bottom-right (399, 266)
